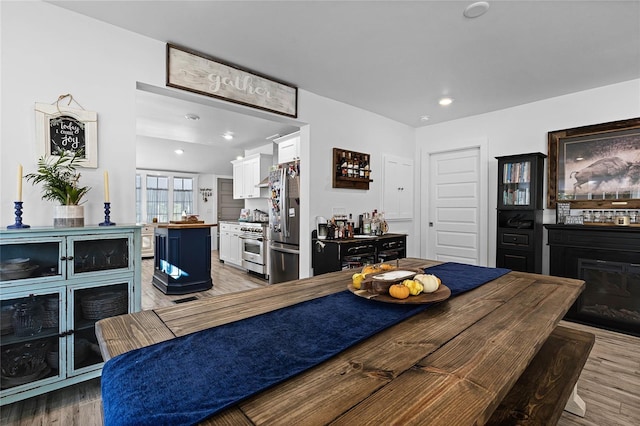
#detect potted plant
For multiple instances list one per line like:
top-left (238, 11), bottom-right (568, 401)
top-left (25, 150), bottom-right (90, 227)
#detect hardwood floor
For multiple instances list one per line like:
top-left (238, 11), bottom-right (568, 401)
top-left (2, 256), bottom-right (638, 425)
top-left (140, 251), bottom-right (268, 310)
top-left (556, 320), bottom-right (640, 426)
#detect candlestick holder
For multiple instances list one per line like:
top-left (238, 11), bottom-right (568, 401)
top-left (99, 202), bottom-right (116, 226)
top-left (7, 201), bottom-right (30, 229)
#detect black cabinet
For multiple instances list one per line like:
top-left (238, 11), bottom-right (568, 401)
top-left (495, 153), bottom-right (546, 273)
top-left (311, 233), bottom-right (407, 275)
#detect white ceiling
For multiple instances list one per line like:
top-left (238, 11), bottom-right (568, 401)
top-left (49, 0), bottom-right (640, 172)
top-left (134, 86), bottom-right (299, 174)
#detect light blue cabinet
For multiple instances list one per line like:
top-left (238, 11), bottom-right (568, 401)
top-left (0, 225), bottom-right (141, 405)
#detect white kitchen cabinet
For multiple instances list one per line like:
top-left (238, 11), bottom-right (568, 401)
top-left (0, 226), bottom-right (141, 405)
top-left (141, 224), bottom-right (156, 258)
top-left (218, 222), bottom-right (242, 267)
top-left (232, 162), bottom-right (244, 200)
top-left (231, 153), bottom-right (273, 199)
top-left (382, 155), bottom-right (414, 220)
top-left (275, 132), bottom-right (300, 164)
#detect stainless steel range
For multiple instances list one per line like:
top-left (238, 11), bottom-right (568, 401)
top-left (239, 223), bottom-right (269, 279)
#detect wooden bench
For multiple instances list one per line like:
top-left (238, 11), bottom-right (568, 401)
top-left (487, 325), bottom-right (595, 425)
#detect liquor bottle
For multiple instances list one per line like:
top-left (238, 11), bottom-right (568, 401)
top-left (362, 213), bottom-right (371, 235)
top-left (358, 154), bottom-right (365, 178)
top-left (371, 210), bottom-right (379, 235)
top-left (363, 155), bottom-right (370, 179)
top-left (347, 152), bottom-right (353, 177)
top-left (340, 151), bottom-right (347, 177)
top-left (352, 153), bottom-right (359, 178)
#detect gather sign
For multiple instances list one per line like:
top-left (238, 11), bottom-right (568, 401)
top-left (166, 44), bottom-right (298, 118)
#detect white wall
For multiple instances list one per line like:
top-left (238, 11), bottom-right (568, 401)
top-left (415, 79), bottom-right (640, 273)
top-left (1, 1), bottom-right (416, 278)
top-left (1, 1), bottom-right (165, 226)
top-left (300, 90), bottom-right (417, 266)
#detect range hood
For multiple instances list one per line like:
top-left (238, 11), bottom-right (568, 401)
top-left (257, 176), bottom-right (269, 188)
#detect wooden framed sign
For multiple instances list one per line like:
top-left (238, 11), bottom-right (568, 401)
top-left (35, 102), bottom-right (98, 168)
top-left (166, 43), bottom-right (298, 118)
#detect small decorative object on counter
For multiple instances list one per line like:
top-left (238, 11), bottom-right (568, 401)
top-left (564, 215), bottom-right (584, 225)
top-left (556, 202), bottom-right (570, 224)
top-left (99, 202), bottom-right (116, 226)
top-left (7, 201), bottom-right (30, 229)
top-left (25, 150), bottom-right (91, 227)
top-left (7, 165), bottom-right (30, 229)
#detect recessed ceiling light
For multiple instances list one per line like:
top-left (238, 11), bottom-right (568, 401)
top-left (463, 2), bottom-right (490, 19)
top-left (420, 115), bottom-right (430, 122)
top-left (439, 97), bottom-right (454, 106)
top-left (175, 149), bottom-right (184, 155)
top-left (184, 113), bottom-right (200, 121)
top-left (222, 132), bottom-right (234, 141)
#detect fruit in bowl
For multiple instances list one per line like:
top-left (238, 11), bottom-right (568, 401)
top-left (414, 274), bottom-right (441, 293)
top-left (351, 273), bottom-right (365, 289)
top-left (389, 284), bottom-right (410, 299)
top-left (361, 263), bottom-right (396, 276)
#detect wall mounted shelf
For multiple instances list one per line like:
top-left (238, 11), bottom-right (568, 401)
top-left (332, 148), bottom-right (372, 190)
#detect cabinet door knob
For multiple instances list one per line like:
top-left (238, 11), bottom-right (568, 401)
top-left (60, 256), bottom-right (67, 261)
top-left (67, 256), bottom-right (74, 261)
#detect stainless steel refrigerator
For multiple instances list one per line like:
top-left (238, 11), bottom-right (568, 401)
top-left (268, 162), bottom-right (300, 284)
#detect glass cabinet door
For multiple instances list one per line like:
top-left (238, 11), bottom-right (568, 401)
top-left (68, 234), bottom-right (132, 277)
top-left (1, 289), bottom-right (64, 391)
top-left (0, 238), bottom-right (65, 283)
top-left (68, 281), bottom-right (131, 375)
top-left (499, 160), bottom-right (533, 207)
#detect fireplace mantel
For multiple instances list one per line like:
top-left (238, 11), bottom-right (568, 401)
top-left (545, 224), bottom-right (640, 336)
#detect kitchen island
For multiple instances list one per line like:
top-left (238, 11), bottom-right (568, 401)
top-left (97, 258), bottom-right (587, 425)
top-left (152, 222), bottom-right (215, 294)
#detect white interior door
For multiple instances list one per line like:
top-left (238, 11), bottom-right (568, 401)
top-left (427, 146), bottom-right (484, 265)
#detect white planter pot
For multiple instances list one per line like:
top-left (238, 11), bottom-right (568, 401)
top-left (53, 205), bottom-right (84, 228)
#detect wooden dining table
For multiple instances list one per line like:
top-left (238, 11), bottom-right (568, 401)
top-left (96, 258), bottom-right (585, 425)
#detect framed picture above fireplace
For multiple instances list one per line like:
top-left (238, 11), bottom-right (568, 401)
top-left (547, 117), bottom-right (640, 209)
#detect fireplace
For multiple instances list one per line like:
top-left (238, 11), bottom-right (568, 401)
top-left (577, 259), bottom-right (640, 332)
top-left (546, 224), bottom-right (640, 337)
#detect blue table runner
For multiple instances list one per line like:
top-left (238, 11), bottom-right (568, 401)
top-left (101, 263), bottom-right (510, 426)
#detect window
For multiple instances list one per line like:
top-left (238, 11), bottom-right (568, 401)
top-left (146, 175), bottom-right (169, 223)
top-left (135, 172), bottom-right (198, 224)
top-left (173, 177), bottom-right (193, 220)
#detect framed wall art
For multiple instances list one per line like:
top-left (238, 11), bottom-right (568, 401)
top-left (35, 96), bottom-right (98, 168)
top-left (547, 117), bottom-right (640, 209)
top-left (166, 43), bottom-right (298, 118)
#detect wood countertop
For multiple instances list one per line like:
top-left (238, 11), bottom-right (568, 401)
top-left (155, 223), bottom-right (216, 229)
top-left (96, 258), bottom-right (584, 425)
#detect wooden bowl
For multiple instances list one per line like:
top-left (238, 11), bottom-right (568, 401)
top-left (360, 269), bottom-right (422, 294)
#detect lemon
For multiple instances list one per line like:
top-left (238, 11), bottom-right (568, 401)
top-left (352, 273), bottom-right (365, 289)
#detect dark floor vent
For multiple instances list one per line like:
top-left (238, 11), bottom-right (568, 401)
top-left (173, 296), bottom-right (198, 304)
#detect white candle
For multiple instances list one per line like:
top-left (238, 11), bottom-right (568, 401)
top-left (104, 171), bottom-right (110, 203)
top-left (17, 164), bottom-right (23, 202)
